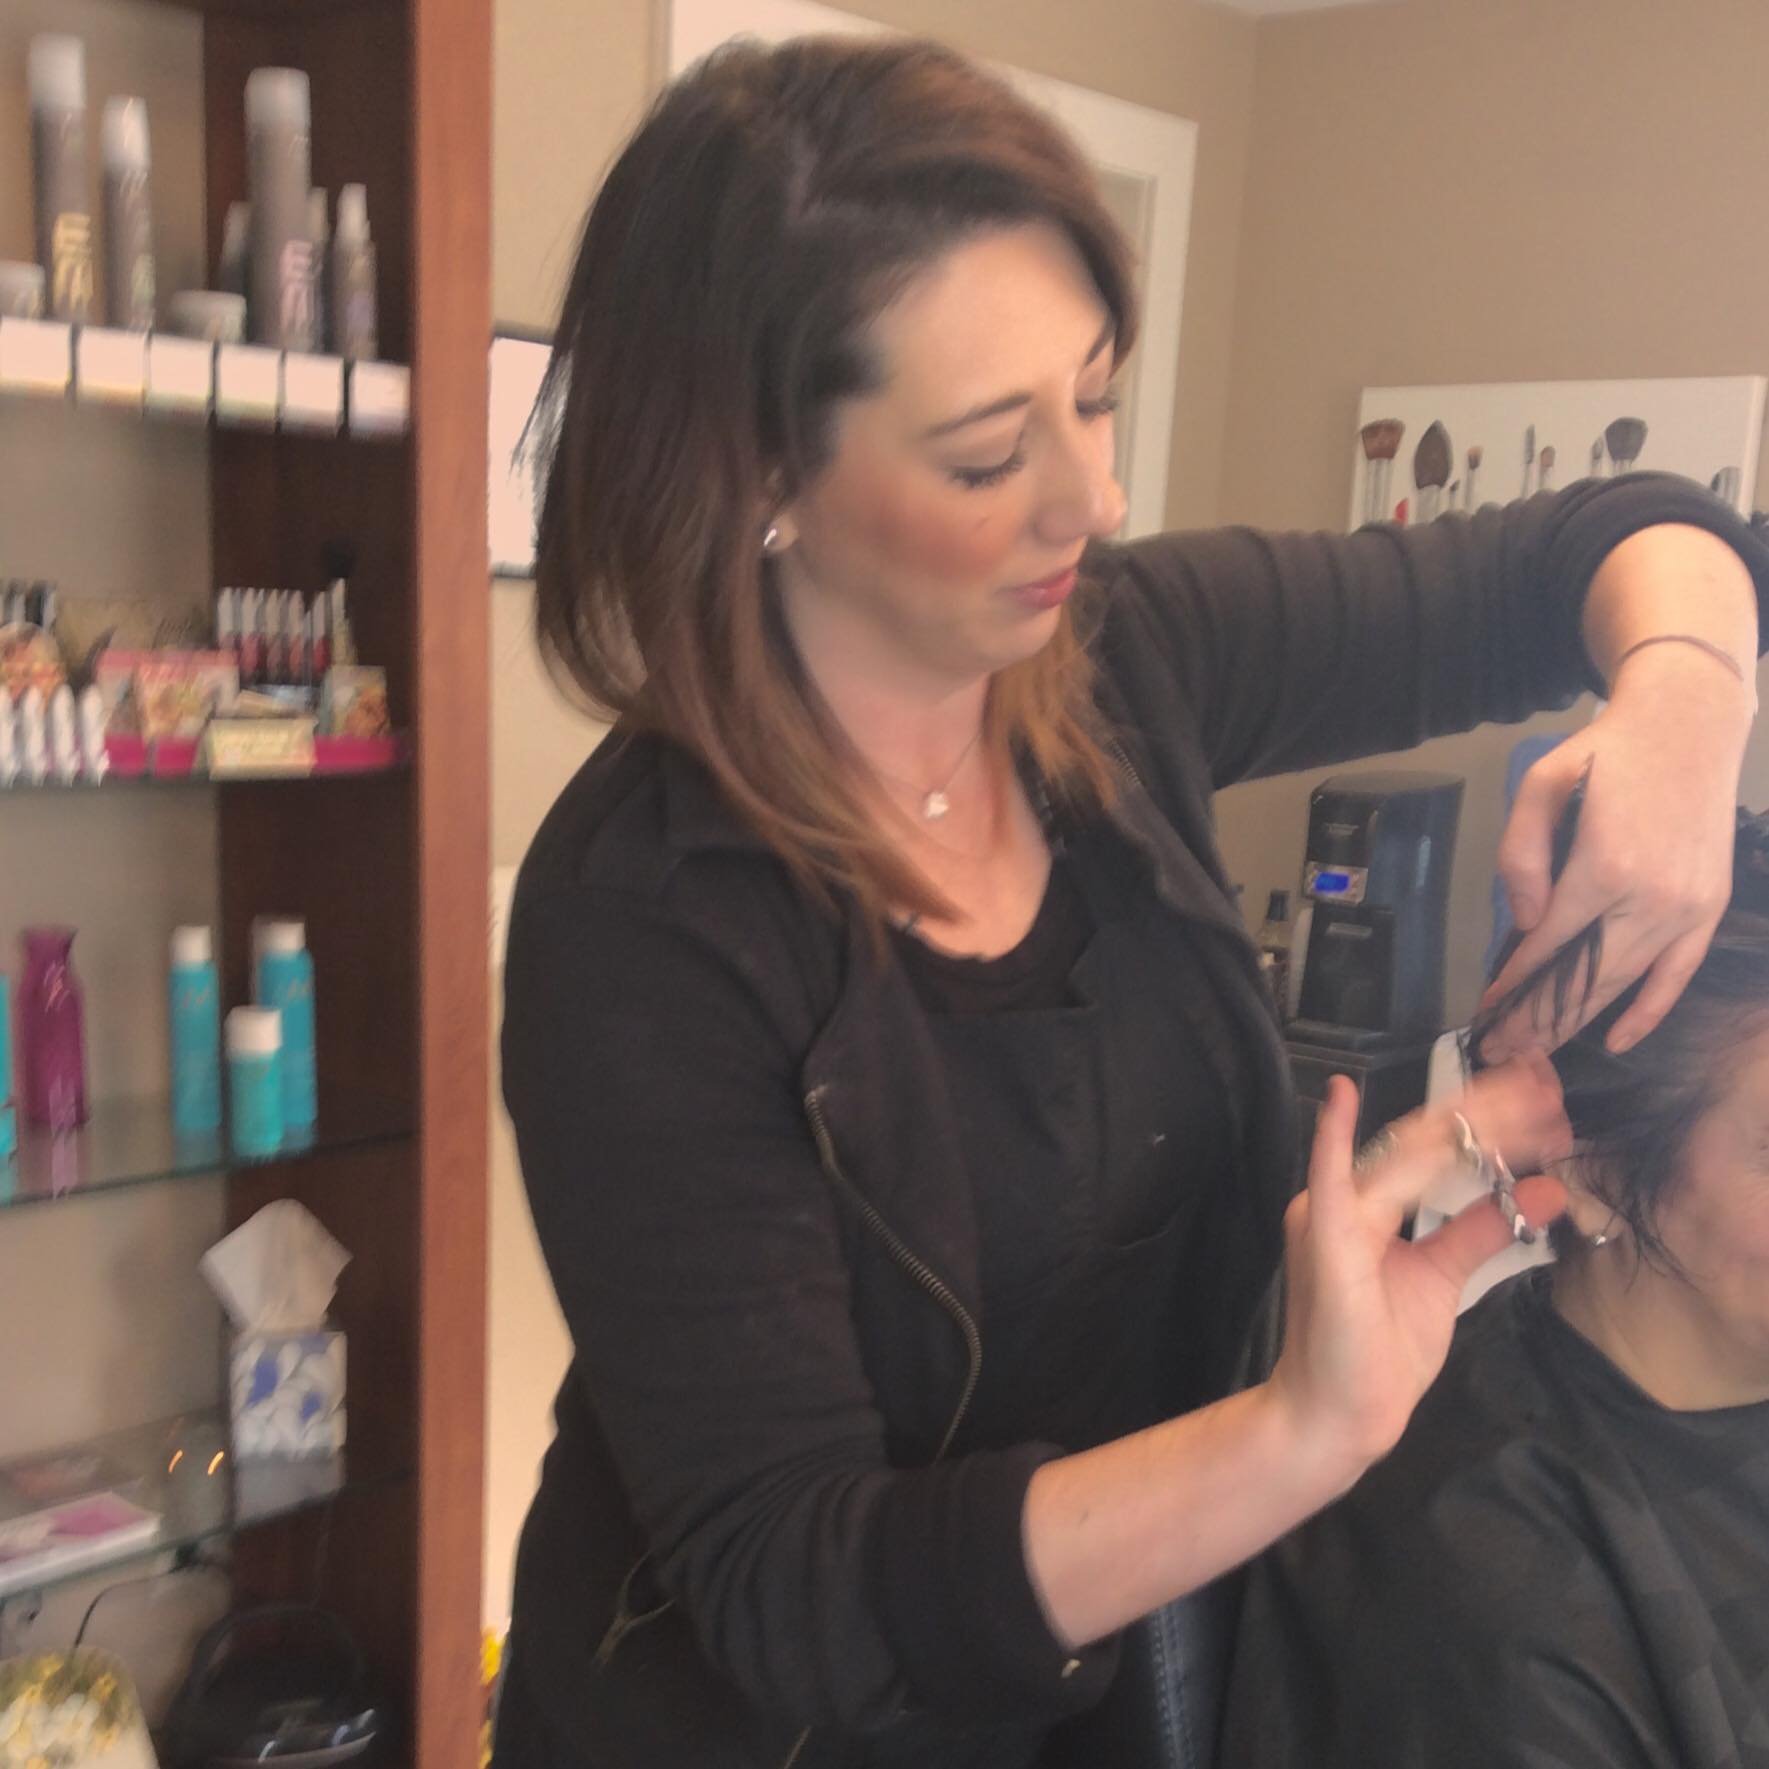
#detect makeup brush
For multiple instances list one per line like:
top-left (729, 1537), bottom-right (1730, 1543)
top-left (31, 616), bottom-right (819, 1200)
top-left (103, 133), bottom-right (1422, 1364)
top-left (1537, 445), bottom-right (1556, 492)
top-left (1605, 417), bottom-right (1647, 475)
top-left (1360, 419), bottom-right (1405, 525)
top-left (1465, 445), bottom-right (1482, 509)
top-left (1413, 420), bottom-right (1451, 523)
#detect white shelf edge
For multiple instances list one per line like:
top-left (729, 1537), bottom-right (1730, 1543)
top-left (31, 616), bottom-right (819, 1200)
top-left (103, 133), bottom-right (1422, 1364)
top-left (0, 317), bottom-right (409, 439)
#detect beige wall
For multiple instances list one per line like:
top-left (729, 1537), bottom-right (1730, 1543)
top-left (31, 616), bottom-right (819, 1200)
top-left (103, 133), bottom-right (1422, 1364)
top-left (1211, 0), bottom-right (1769, 1019)
top-left (483, 0), bottom-right (1259, 1627)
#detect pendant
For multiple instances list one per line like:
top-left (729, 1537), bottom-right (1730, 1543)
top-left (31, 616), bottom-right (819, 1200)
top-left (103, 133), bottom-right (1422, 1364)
top-left (921, 790), bottom-right (951, 821)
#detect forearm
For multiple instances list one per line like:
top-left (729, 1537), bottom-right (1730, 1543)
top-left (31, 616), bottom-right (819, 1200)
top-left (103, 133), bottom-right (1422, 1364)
top-left (1023, 1382), bottom-right (1361, 1651)
top-left (1584, 523), bottom-right (1759, 695)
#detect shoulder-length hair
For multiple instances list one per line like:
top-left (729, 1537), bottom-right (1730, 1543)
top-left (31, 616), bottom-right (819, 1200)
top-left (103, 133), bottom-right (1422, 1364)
top-left (531, 34), bottom-right (1136, 924)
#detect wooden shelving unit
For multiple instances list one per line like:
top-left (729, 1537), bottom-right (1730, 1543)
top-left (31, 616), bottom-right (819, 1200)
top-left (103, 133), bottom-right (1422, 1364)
top-left (0, 0), bottom-right (490, 1756)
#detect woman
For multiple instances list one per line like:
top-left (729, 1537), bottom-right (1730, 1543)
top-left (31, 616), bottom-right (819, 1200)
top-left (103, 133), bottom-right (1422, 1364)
top-left (1220, 816), bottom-right (1769, 1768)
top-left (494, 34), bottom-right (1767, 1769)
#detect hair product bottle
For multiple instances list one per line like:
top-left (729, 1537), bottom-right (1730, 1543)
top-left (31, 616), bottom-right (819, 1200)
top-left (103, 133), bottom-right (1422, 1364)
top-left (1258, 889), bottom-right (1293, 1022)
top-left (245, 68), bottom-right (314, 350)
top-left (218, 201), bottom-right (250, 299)
top-left (17, 927), bottom-right (88, 1131)
top-left (330, 184), bottom-right (377, 361)
top-left (29, 35), bottom-right (94, 323)
top-left (169, 926), bottom-right (223, 1138)
top-left (101, 97), bottom-right (155, 330)
top-left (0, 975), bottom-right (17, 1162)
top-left (254, 919), bottom-right (315, 1128)
top-left (306, 188), bottom-right (329, 349)
top-left (226, 1006), bottom-right (284, 1157)
top-left (0, 262), bottom-right (46, 318)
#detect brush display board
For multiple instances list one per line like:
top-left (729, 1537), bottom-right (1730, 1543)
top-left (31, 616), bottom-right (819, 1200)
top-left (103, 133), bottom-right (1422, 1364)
top-left (1349, 375), bottom-right (1766, 532)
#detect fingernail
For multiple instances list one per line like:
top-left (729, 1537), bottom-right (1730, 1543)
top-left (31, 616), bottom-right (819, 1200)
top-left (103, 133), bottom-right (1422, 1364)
top-left (1609, 1028), bottom-right (1638, 1054)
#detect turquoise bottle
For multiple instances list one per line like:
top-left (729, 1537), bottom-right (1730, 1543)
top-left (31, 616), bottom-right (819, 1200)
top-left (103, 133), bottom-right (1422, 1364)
top-left (169, 925), bottom-right (222, 1137)
top-left (226, 1005), bottom-right (284, 1157)
top-left (254, 919), bottom-right (316, 1128)
top-left (0, 972), bottom-right (15, 1162)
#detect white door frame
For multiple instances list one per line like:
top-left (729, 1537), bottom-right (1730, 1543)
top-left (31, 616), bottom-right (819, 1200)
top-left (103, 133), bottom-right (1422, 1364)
top-left (664, 0), bottom-right (1195, 539)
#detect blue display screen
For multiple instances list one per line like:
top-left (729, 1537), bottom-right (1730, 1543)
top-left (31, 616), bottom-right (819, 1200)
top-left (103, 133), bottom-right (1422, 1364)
top-left (1312, 870), bottom-right (1353, 895)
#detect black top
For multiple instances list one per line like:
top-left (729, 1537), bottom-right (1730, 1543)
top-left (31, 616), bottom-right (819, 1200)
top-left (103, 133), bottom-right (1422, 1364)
top-left (495, 479), bottom-right (1769, 1769)
top-left (1221, 1269), bottom-right (1769, 1768)
top-left (899, 827), bottom-right (1250, 1459)
top-left (892, 848), bottom-right (1092, 1015)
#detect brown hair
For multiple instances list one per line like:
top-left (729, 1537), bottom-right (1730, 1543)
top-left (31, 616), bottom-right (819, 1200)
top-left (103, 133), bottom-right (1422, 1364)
top-left (531, 34), bottom-right (1136, 923)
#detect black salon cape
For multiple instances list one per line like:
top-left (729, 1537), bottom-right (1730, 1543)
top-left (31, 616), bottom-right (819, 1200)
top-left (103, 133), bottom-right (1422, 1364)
top-left (1220, 1269), bottom-right (1769, 1769)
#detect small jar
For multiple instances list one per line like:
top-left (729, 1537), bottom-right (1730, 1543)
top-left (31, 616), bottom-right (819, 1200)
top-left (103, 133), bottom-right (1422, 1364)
top-left (226, 1006), bottom-right (284, 1158)
top-left (0, 261), bottom-right (46, 320)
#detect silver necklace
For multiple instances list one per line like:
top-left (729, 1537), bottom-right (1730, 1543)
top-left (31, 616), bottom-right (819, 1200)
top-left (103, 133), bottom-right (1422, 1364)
top-left (868, 727), bottom-right (984, 820)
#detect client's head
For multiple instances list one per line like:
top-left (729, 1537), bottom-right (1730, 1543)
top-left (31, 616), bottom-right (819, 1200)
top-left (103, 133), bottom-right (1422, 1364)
top-left (1469, 811), bottom-right (1769, 1365)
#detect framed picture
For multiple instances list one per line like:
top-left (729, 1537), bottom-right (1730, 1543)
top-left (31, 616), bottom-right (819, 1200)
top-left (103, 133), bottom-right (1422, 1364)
top-left (489, 327), bottom-right (553, 579)
top-left (1350, 375), bottom-right (1766, 531)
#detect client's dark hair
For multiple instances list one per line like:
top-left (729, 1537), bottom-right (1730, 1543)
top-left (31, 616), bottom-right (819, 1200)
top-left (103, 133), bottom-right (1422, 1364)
top-left (1467, 801), bottom-right (1769, 1268)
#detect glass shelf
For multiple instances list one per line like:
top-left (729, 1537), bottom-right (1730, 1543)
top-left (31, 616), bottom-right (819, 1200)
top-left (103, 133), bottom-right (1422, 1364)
top-left (0, 319), bottom-right (409, 439)
top-left (1, 758), bottom-right (409, 795)
top-left (0, 1094), bottom-right (412, 1212)
top-left (0, 1409), bottom-right (410, 1602)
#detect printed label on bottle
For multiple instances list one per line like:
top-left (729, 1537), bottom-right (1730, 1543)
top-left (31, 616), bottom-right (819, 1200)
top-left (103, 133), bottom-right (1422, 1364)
top-left (51, 214), bottom-right (94, 321)
top-left (278, 240), bottom-right (315, 348)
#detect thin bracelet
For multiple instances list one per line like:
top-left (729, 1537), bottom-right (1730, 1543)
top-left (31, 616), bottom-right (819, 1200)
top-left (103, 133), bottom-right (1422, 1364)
top-left (1609, 632), bottom-right (1757, 709)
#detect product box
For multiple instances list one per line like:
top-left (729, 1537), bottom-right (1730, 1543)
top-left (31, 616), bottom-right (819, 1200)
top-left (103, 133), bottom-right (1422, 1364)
top-left (319, 665), bottom-right (389, 740)
top-left (134, 651), bottom-right (239, 743)
top-left (229, 1329), bottom-right (347, 1461)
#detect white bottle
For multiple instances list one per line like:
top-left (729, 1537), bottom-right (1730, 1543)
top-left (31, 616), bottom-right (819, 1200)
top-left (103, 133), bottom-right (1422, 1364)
top-left (19, 688), bottom-right (48, 784)
top-left (0, 688), bottom-right (17, 786)
top-left (101, 97), bottom-right (155, 331)
top-left (77, 684), bottom-right (108, 782)
top-left (48, 684), bottom-right (79, 783)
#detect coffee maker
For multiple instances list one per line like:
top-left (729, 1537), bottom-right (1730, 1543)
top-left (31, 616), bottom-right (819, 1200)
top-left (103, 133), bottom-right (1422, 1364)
top-left (1291, 769), bottom-right (1464, 1049)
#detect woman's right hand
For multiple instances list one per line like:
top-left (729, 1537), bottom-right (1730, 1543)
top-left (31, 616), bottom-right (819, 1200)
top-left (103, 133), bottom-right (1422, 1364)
top-left (1267, 1055), bottom-right (1573, 1488)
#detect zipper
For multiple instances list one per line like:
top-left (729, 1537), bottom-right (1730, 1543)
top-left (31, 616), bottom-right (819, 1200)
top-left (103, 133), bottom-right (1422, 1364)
top-left (591, 1552), bottom-right (675, 1669)
top-left (787, 1085), bottom-right (986, 1769)
top-left (1105, 733), bottom-right (1145, 794)
top-left (803, 1086), bottom-right (982, 1461)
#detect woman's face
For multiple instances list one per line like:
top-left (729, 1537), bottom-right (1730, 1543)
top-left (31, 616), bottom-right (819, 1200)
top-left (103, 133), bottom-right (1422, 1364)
top-left (1652, 1027), bottom-right (1769, 1355)
top-left (772, 222), bottom-right (1129, 695)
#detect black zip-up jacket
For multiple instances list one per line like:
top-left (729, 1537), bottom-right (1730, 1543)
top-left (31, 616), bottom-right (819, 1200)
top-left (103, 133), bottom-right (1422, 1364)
top-left (498, 479), bottom-right (1769, 1769)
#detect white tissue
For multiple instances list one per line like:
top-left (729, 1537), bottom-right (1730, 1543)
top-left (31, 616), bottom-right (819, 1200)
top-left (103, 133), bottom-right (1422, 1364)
top-left (201, 1198), bottom-right (348, 1333)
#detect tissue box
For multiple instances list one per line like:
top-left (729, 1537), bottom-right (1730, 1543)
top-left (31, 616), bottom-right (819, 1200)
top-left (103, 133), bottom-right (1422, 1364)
top-left (229, 1330), bottom-right (347, 1460)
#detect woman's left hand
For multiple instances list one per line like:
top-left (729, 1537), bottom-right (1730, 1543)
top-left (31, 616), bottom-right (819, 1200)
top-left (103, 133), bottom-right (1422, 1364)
top-left (1269, 1057), bottom-right (1572, 1476)
top-left (1484, 626), bottom-right (1755, 1060)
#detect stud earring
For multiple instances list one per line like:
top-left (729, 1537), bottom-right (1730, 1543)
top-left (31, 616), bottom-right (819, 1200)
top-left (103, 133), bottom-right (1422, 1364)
top-left (761, 522), bottom-right (784, 556)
